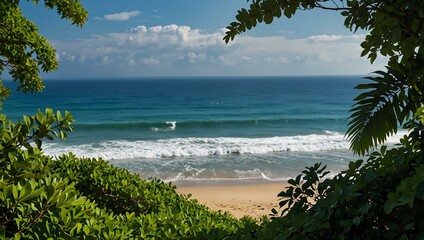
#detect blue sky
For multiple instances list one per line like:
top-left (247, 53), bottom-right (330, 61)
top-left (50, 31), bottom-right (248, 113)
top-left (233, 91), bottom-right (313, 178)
top-left (20, 0), bottom-right (385, 78)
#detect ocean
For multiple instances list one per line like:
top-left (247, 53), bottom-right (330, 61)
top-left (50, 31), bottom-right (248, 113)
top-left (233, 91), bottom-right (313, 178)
top-left (2, 76), bottom-right (389, 182)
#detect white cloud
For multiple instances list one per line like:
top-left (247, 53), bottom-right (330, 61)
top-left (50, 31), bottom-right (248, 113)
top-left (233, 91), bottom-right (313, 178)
top-left (50, 25), bottom-right (385, 77)
top-left (101, 10), bottom-right (141, 21)
top-left (318, 50), bottom-right (333, 62)
top-left (141, 57), bottom-right (160, 66)
top-left (308, 34), bottom-right (365, 43)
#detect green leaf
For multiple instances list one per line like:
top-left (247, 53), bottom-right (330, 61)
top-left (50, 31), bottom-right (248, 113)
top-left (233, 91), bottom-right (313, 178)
top-left (46, 184), bottom-right (55, 200)
top-left (23, 115), bottom-right (31, 127)
top-left (352, 216), bottom-right (361, 226)
top-left (346, 69), bottom-right (408, 155)
top-left (0, 225), bottom-right (5, 239)
top-left (12, 185), bottom-right (18, 199)
top-left (279, 199), bottom-right (289, 208)
top-left (399, 233), bottom-right (409, 240)
top-left (288, 178), bottom-right (296, 186)
top-left (384, 193), bottom-right (398, 214)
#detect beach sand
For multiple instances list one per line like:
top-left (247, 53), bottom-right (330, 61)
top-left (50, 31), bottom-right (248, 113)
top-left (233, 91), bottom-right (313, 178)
top-left (176, 181), bottom-right (289, 219)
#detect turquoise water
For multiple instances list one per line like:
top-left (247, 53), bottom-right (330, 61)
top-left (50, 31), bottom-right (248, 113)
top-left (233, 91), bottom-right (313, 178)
top-left (3, 76), bottom-right (376, 181)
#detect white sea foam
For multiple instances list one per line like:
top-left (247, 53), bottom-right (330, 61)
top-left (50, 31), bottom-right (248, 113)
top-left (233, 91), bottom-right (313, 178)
top-left (163, 168), bottom-right (283, 182)
top-left (162, 168), bottom-right (336, 182)
top-left (166, 121), bottom-right (177, 130)
top-left (43, 131), bottom-right (408, 161)
top-left (150, 121), bottom-right (177, 131)
top-left (44, 133), bottom-right (346, 160)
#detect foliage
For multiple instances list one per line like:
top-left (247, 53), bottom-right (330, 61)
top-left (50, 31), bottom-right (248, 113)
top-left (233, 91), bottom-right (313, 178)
top-left (0, 0), bottom-right (87, 100)
top-left (0, 2), bottom-right (261, 239)
top-left (0, 110), bottom-right (259, 239)
top-left (347, 61), bottom-right (424, 155)
top-left (224, 0), bottom-right (424, 154)
top-left (249, 135), bottom-right (424, 239)
top-left (225, 0), bottom-right (424, 239)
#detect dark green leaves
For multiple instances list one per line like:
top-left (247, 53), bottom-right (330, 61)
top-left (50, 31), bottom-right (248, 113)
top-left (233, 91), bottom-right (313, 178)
top-left (346, 70), bottom-right (404, 155)
top-left (384, 165), bottom-right (424, 214)
top-left (223, 1), bottom-right (424, 239)
top-left (224, 0), bottom-right (309, 43)
top-left (225, 1), bottom-right (424, 156)
top-left (274, 162), bottom-right (330, 217)
top-left (346, 59), bottom-right (423, 155)
top-left (261, 139), bottom-right (424, 239)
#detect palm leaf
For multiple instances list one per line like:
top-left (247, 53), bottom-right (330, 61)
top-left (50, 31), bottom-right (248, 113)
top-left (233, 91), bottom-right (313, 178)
top-left (346, 70), bottom-right (409, 155)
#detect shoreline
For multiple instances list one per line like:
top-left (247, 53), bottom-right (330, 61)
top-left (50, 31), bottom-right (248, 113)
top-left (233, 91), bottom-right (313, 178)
top-left (175, 180), bottom-right (289, 219)
top-left (172, 178), bottom-right (288, 187)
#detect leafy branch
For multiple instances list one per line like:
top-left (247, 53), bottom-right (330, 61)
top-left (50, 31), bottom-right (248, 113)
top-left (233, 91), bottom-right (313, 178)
top-left (0, 109), bottom-right (74, 166)
top-left (273, 163), bottom-right (331, 217)
top-left (0, 0), bottom-right (87, 99)
top-left (24, 109), bottom-right (74, 149)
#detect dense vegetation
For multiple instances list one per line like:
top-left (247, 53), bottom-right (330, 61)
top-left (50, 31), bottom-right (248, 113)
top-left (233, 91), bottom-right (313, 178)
top-left (0, 1), bottom-right (257, 239)
top-left (1, 0), bottom-right (424, 239)
top-left (225, 0), bottom-right (424, 239)
top-left (0, 109), bottom-right (258, 239)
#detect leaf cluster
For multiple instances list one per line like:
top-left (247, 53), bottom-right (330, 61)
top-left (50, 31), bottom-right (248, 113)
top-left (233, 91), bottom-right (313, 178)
top-left (224, 0), bottom-right (317, 43)
top-left (224, 0), bottom-right (424, 154)
top-left (249, 134), bottom-right (424, 239)
top-left (0, 0), bottom-right (88, 104)
top-left (0, 110), bottom-right (260, 239)
top-left (187, 0), bottom-right (424, 239)
top-left (272, 162), bottom-right (331, 216)
top-left (346, 60), bottom-right (424, 154)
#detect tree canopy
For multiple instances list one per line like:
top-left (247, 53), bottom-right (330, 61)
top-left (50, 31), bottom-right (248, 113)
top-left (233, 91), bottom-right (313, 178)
top-left (0, 0), bottom-right (87, 101)
top-left (224, 0), bottom-right (424, 155)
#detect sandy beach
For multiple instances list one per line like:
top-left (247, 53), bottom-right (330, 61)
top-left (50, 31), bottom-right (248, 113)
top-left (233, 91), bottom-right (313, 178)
top-left (176, 181), bottom-right (289, 219)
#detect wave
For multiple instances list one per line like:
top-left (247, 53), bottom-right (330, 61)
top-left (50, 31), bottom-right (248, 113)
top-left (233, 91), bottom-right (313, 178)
top-left (43, 131), bottom-right (408, 161)
top-left (164, 168), bottom-right (292, 182)
top-left (151, 121), bottom-right (176, 131)
top-left (164, 168), bottom-right (343, 182)
top-left (43, 132), bottom-right (345, 160)
top-left (74, 118), bottom-right (346, 131)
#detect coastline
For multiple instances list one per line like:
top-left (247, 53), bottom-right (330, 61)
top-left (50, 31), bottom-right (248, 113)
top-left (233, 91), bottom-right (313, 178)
top-left (175, 180), bottom-right (289, 219)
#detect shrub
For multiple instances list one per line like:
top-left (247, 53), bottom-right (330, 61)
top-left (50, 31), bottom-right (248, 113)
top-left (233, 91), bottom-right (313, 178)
top-left (250, 135), bottom-right (424, 239)
top-left (0, 109), bottom-right (259, 239)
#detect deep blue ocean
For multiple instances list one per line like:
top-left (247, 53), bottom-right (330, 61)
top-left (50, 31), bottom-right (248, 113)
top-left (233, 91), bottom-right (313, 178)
top-left (3, 76), bottom-right (395, 182)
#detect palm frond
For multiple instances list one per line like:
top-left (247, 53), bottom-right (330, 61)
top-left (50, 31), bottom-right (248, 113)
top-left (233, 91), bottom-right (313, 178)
top-left (346, 69), bottom-right (409, 155)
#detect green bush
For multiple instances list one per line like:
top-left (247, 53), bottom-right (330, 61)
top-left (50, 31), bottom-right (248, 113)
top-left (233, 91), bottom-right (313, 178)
top-left (52, 154), bottom-right (258, 239)
top-left (0, 110), bottom-right (259, 239)
top-left (224, 1), bottom-right (424, 239)
top-left (248, 135), bottom-right (424, 239)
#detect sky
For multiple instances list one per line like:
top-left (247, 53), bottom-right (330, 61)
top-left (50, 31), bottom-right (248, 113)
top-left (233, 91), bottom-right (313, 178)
top-left (19, 0), bottom-right (386, 78)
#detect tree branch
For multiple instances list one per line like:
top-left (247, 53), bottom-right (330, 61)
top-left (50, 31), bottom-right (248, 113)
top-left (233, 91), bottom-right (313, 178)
top-left (313, 3), bottom-right (352, 11)
top-left (0, 39), bottom-right (29, 46)
top-left (0, 59), bottom-right (14, 73)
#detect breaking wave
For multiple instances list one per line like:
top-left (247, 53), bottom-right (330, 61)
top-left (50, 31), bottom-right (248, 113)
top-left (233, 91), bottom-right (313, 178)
top-left (43, 130), bottom-right (407, 161)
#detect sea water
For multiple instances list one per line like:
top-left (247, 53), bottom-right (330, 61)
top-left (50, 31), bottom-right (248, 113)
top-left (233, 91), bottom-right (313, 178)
top-left (3, 76), bottom-right (396, 182)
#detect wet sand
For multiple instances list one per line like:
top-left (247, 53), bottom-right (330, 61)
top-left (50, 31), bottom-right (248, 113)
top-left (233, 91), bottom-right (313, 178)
top-left (176, 181), bottom-right (289, 219)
